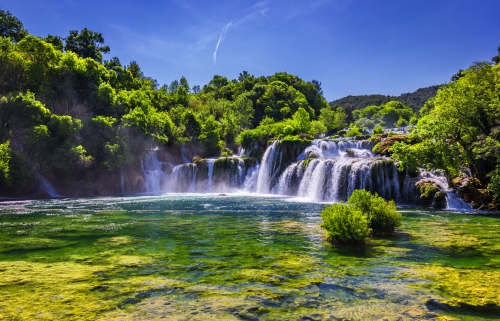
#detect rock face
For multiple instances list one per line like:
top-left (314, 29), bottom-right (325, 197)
top-left (458, 177), bottom-right (498, 210)
top-left (415, 179), bottom-right (447, 208)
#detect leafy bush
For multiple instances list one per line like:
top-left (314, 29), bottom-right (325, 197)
top-left (372, 125), bottom-right (384, 135)
top-left (321, 189), bottom-right (402, 244)
top-left (347, 189), bottom-right (401, 234)
top-left (321, 203), bottom-right (371, 244)
top-left (345, 124), bottom-right (362, 137)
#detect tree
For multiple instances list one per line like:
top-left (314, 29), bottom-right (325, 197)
top-left (126, 60), bottom-right (143, 79)
top-left (311, 79), bottom-right (323, 97)
top-left (292, 107), bottom-right (311, 133)
top-left (44, 34), bottom-right (64, 51)
top-left (199, 115), bottom-right (222, 157)
top-left (319, 106), bottom-right (347, 132)
top-left (192, 85), bottom-right (201, 94)
top-left (168, 80), bottom-right (179, 93)
top-left (391, 62), bottom-right (500, 183)
top-left (0, 10), bottom-right (28, 43)
top-left (180, 76), bottom-right (190, 93)
top-left (238, 71), bottom-right (252, 82)
top-left (64, 28), bottom-right (110, 63)
top-left (0, 140), bottom-right (11, 186)
top-left (493, 46), bottom-right (500, 65)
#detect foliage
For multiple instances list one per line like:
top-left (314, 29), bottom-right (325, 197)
top-left (318, 106), bottom-right (347, 133)
top-left (0, 140), bottom-right (10, 185)
top-left (64, 28), bottom-right (110, 63)
top-left (345, 124), bottom-right (362, 137)
top-left (353, 100), bottom-right (414, 129)
top-left (0, 10), bottom-right (28, 43)
top-left (372, 125), bottom-right (384, 135)
top-left (330, 85), bottom-right (440, 122)
top-left (488, 166), bottom-right (500, 202)
top-left (321, 203), bottom-right (371, 244)
top-left (199, 115), bottom-right (222, 157)
top-left (390, 61), bottom-right (500, 191)
top-left (346, 189), bottom-right (401, 234)
top-left (321, 190), bottom-right (402, 243)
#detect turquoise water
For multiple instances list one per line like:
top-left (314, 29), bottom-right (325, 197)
top-left (0, 194), bottom-right (499, 320)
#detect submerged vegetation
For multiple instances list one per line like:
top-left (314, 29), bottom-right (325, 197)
top-left (1, 196), bottom-right (499, 320)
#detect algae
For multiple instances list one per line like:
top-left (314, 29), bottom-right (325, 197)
top-left (0, 197), bottom-right (499, 320)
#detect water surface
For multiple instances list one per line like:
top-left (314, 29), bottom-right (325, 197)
top-left (0, 195), bottom-right (499, 320)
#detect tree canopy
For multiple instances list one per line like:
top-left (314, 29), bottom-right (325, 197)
top-left (0, 10), bottom-right (28, 43)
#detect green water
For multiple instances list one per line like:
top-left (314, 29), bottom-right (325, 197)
top-left (0, 194), bottom-right (499, 320)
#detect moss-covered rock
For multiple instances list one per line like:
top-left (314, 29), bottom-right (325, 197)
top-left (458, 177), bottom-right (499, 210)
top-left (415, 179), bottom-right (446, 208)
top-left (372, 134), bottom-right (412, 157)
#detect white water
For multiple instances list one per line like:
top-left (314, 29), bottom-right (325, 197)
top-left (141, 152), bottom-right (169, 194)
top-left (139, 139), bottom-right (470, 209)
top-left (256, 141), bottom-right (282, 194)
top-left (206, 159), bottom-right (215, 192)
top-left (37, 175), bottom-right (59, 197)
top-left (414, 170), bottom-right (472, 211)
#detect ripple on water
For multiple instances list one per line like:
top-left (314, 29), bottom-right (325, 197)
top-left (0, 195), bottom-right (499, 320)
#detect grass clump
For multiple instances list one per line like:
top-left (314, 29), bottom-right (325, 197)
top-left (321, 189), bottom-right (402, 244)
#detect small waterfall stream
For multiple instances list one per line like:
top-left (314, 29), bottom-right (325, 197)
top-left (138, 139), bottom-right (470, 209)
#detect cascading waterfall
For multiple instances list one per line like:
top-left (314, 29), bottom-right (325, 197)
top-left (206, 159), bottom-right (215, 192)
top-left (402, 170), bottom-right (472, 211)
top-left (138, 138), bottom-right (470, 209)
top-left (256, 141), bottom-right (282, 193)
top-left (141, 152), bottom-right (169, 194)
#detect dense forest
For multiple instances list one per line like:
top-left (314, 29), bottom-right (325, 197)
top-left (330, 85), bottom-right (440, 122)
top-left (0, 10), bottom-right (499, 209)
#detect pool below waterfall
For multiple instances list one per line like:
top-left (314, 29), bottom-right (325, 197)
top-left (0, 194), bottom-right (499, 320)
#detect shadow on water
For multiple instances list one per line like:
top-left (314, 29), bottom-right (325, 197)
top-left (426, 298), bottom-right (500, 319)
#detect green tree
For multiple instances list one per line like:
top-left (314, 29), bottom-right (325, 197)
top-left (391, 62), bottom-right (500, 183)
top-left (180, 76), bottom-right (190, 93)
top-left (493, 46), bottom-right (500, 65)
top-left (44, 34), bottom-right (64, 51)
top-left (64, 28), bottom-right (110, 63)
top-left (292, 107), bottom-right (311, 133)
top-left (199, 115), bottom-right (222, 157)
top-left (319, 106), bottom-right (347, 132)
top-left (0, 140), bottom-right (11, 186)
top-left (0, 10), bottom-right (28, 43)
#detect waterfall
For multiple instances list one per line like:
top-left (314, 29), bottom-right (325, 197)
top-left (141, 151), bottom-right (168, 194)
top-left (36, 175), bottom-right (59, 197)
top-left (243, 164), bottom-right (260, 192)
top-left (256, 141), bottom-right (282, 193)
top-left (180, 146), bottom-right (191, 164)
top-left (136, 138), bottom-right (470, 209)
top-left (120, 173), bottom-right (125, 194)
top-left (207, 159), bottom-right (215, 192)
top-left (408, 170), bottom-right (472, 211)
top-left (288, 157), bottom-right (400, 202)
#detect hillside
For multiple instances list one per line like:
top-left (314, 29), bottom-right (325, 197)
top-left (329, 85), bottom-right (440, 122)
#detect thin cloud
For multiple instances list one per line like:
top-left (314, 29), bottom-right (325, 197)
top-left (213, 21), bottom-right (233, 65)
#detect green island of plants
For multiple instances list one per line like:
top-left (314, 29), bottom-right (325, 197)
top-left (321, 189), bottom-right (402, 244)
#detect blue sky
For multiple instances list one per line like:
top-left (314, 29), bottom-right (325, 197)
top-left (2, 0), bottom-right (499, 101)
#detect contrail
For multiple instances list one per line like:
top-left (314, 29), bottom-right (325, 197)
top-left (213, 22), bottom-right (232, 65)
